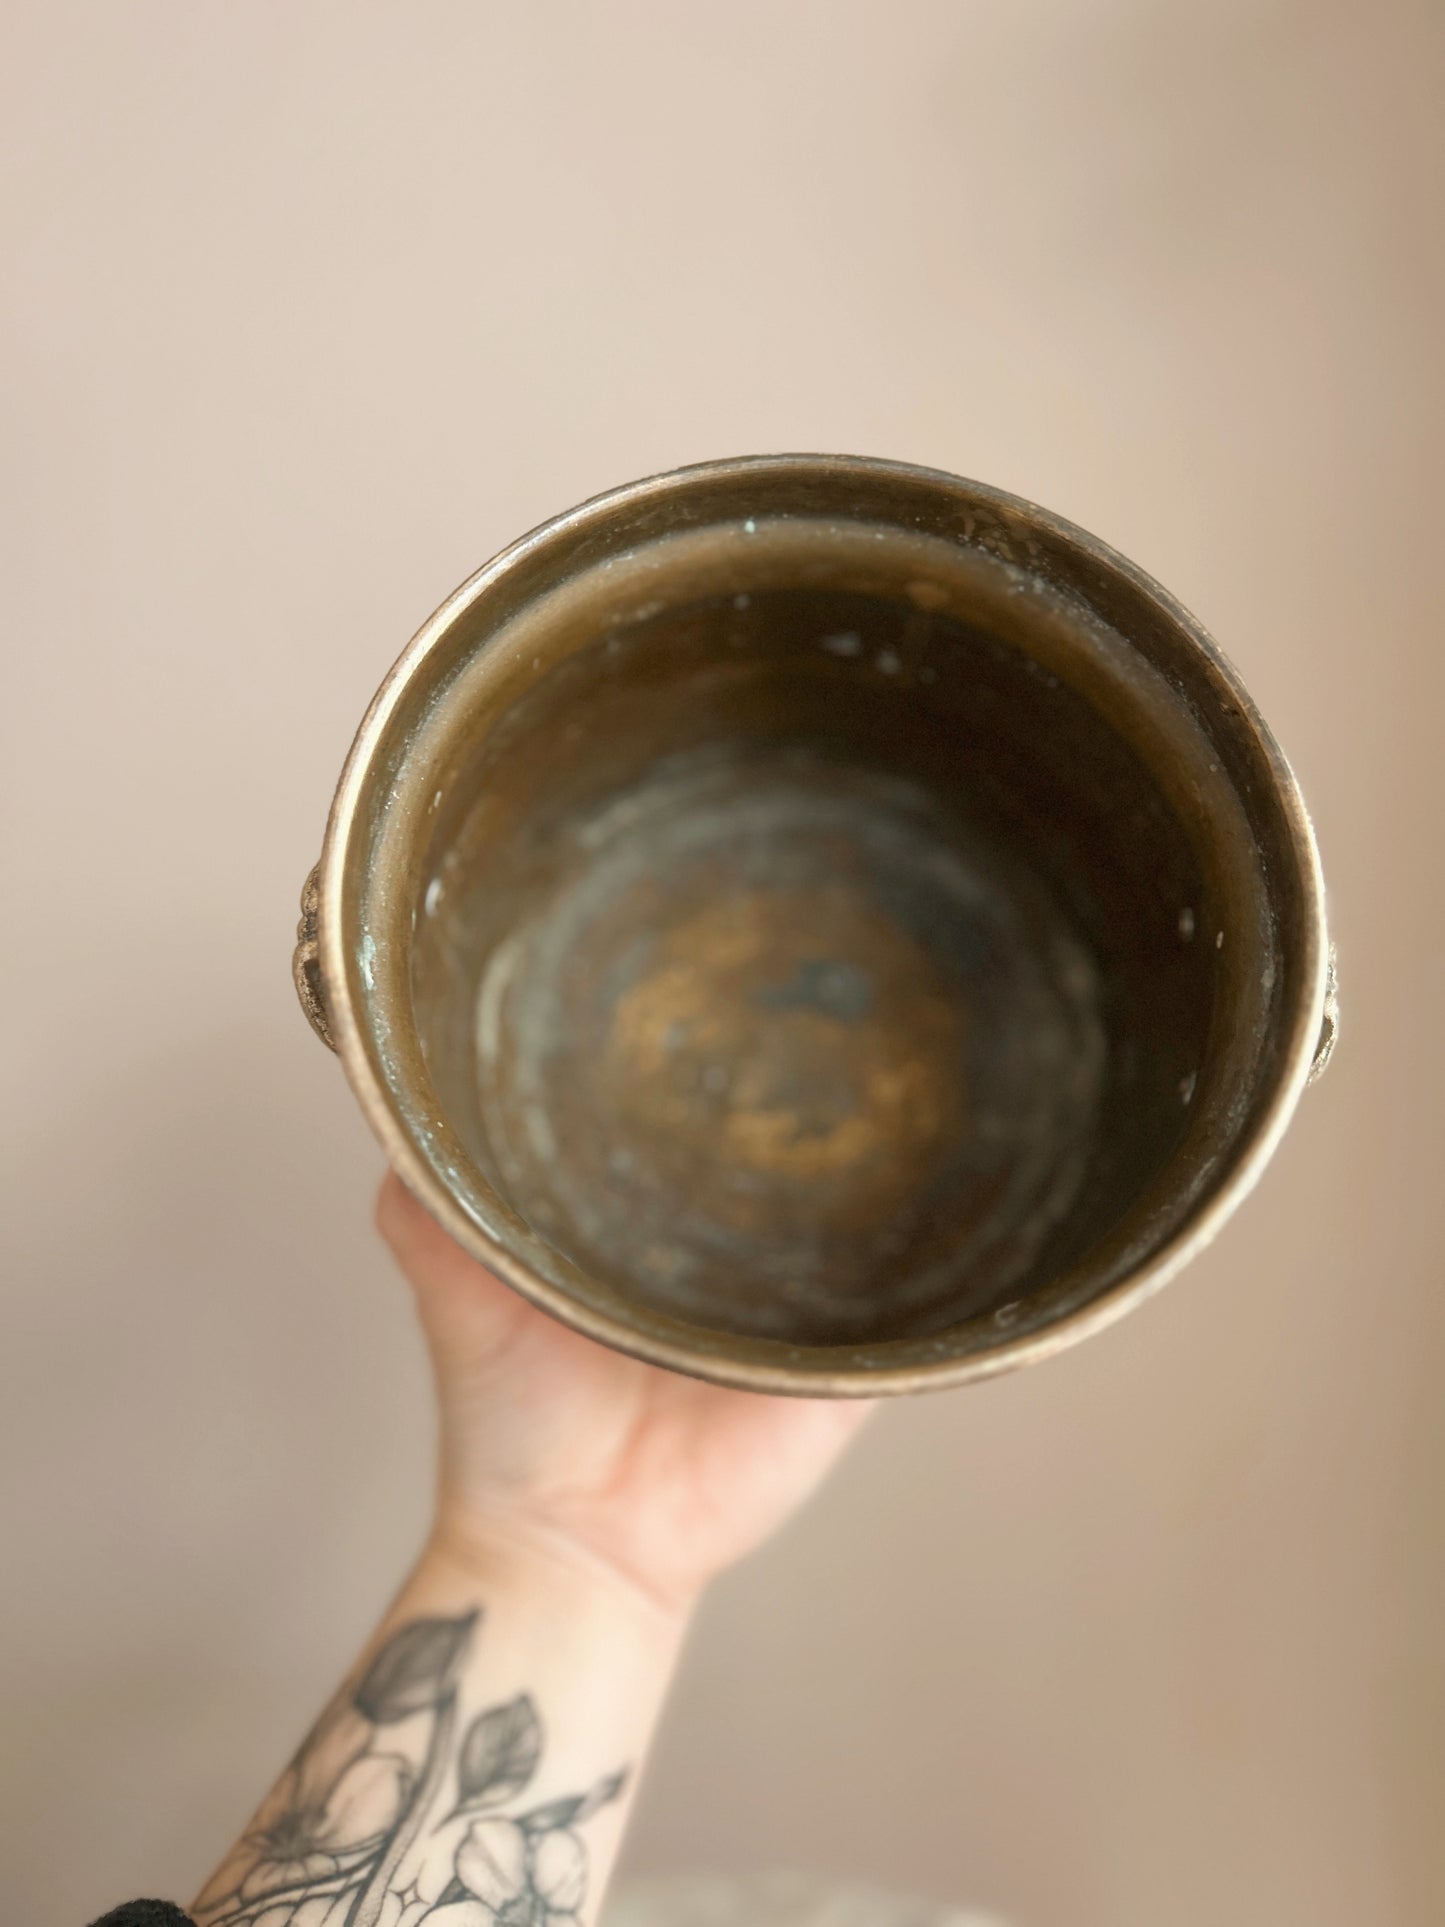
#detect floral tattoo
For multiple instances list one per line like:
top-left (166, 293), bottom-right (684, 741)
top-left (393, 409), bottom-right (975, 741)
top-left (194, 1609), bottom-right (627, 1927)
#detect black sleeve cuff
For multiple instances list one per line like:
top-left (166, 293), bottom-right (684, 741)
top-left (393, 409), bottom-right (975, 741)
top-left (87, 1904), bottom-right (195, 1927)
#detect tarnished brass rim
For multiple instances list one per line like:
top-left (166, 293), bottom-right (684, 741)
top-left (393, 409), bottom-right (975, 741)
top-left (316, 454), bottom-right (1330, 1396)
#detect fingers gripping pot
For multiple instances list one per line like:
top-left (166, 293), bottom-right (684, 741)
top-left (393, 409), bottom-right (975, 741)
top-left (294, 457), bottom-right (1335, 1396)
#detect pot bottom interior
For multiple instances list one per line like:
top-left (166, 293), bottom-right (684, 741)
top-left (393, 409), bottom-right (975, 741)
top-left (470, 750), bottom-right (1106, 1343)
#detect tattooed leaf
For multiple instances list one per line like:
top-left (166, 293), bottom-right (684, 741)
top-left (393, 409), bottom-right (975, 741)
top-left (518, 1794), bottom-right (584, 1834)
top-left (576, 1764), bottom-right (629, 1820)
top-left (353, 1610), bottom-right (479, 1724)
top-left (519, 1765), bottom-right (628, 1834)
top-left (453, 1694), bottom-right (543, 1811)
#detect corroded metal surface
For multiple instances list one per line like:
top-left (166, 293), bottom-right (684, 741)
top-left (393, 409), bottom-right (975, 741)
top-left (470, 756), bottom-right (1102, 1343)
top-left (298, 456), bottom-right (1333, 1394)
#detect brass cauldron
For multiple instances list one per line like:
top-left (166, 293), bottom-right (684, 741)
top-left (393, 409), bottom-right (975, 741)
top-left (294, 456), bottom-right (1335, 1394)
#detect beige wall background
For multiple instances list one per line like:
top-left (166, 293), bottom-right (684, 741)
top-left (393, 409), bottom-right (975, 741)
top-left (3, 4), bottom-right (1442, 1923)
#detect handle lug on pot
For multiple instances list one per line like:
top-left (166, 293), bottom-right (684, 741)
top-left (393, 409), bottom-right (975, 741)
top-left (1308, 946), bottom-right (1339, 1083)
top-left (293, 863), bottom-right (336, 1051)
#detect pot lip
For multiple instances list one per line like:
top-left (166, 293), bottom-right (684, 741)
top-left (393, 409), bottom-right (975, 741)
top-left (317, 452), bottom-right (1331, 1397)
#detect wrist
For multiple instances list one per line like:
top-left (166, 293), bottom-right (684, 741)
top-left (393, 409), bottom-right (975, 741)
top-left (422, 1502), bottom-right (702, 1636)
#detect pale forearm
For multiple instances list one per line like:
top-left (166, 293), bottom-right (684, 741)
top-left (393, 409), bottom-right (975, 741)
top-left (192, 1530), bottom-right (688, 1927)
top-left (177, 1169), bottom-right (868, 1927)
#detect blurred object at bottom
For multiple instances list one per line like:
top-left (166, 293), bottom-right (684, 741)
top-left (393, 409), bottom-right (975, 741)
top-left (607, 1870), bottom-right (1005, 1926)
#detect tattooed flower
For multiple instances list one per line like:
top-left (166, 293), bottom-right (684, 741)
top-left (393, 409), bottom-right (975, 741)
top-left (236, 1750), bottom-right (415, 1902)
top-left (529, 1830), bottom-right (586, 1916)
top-left (197, 1612), bottom-right (485, 1927)
top-left (375, 1894), bottom-right (434, 1927)
top-left (440, 1815), bottom-right (588, 1925)
top-left (194, 1697), bottom-right (415, 1923)
top-left (420, 1902), bottom-right (499, 1927)
top-left (454, 1817), bottom-right (530, 1911)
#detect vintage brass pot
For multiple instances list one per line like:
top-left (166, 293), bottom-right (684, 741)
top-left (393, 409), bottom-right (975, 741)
top-left (294, 456), bottom-right (1335, 1395)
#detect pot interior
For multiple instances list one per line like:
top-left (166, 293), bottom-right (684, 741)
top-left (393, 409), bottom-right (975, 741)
top-left (371, 510), bottom-right (1276, 1350)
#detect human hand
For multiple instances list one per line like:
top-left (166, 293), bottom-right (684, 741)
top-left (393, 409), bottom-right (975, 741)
top-left (377, 1171), bottom-right (874, 1617)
